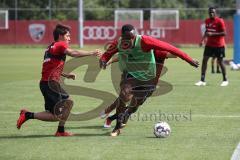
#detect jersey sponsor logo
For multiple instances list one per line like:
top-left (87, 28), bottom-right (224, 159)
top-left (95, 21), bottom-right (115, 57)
top-left (83, 26), bottom-right (117, 40)
top-left (29, 24), bottom-right (46, 42)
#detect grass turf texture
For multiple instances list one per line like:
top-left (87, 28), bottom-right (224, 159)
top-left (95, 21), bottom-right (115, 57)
top-left (0, 46), bottom-right (239, 160)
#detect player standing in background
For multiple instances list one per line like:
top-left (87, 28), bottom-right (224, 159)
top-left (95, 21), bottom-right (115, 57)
top-left (195, 7), bottom-right (228, 86)
top-left (16, 24), bottom-right (101, 136)
top-left (99, 24), bottom-right (199, 136)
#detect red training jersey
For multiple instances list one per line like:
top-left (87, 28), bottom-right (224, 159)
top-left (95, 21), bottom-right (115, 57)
top-left (154, 50), bottom-right (167, 84)
top-left (101, 35), bottom-right (193, 65)
top-left (41, 41), bottom-right (68, 82)
top-left (205, 17), bottom-right (226, 47)
top-left (102, 38), bottom-right (172, 84)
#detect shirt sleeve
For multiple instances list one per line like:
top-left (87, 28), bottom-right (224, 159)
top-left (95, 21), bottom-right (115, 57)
top-left (101, 40), bottom-right (119, 62)
top-left (218, 18), bottom-right (226, 32)
top-left (141, 35), bottom-right (193, 64)
top-left (154, 50), bottom-right (168, 59)
top-left (53, 41), bottom-right (68, 55)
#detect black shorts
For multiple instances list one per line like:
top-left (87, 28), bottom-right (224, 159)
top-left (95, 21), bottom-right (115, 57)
top-left (40, 81), bottom-right (69, 114)
top-left (204, 46), bottom-right (225, 58)
top-left (120, 72), bottom-right (156, 98)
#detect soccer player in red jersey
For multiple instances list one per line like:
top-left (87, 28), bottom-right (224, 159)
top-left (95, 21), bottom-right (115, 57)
top-left (101, 50), bottom-right (176, 129)
top-left (99, 24), bottom-right (199, 136)
top-left (16, 24), bottom-right (101, 136)
top-left (195, 7), bottom-right (228, 86)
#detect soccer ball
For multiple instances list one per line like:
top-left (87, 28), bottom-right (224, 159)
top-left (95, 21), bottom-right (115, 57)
top-left (153, 121), bottom-right (171, 138)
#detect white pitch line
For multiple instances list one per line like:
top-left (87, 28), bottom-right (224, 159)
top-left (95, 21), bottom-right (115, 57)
top-left (193, 114), bottom-right (240, 118)
top-left (231, 142), bottom-right (240, 160)
top-left (0, 111), bottom-right (18, 114)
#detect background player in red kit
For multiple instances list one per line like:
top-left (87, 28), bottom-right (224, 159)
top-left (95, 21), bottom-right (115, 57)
top-left (195, 7), bottom-right (228, 86)
top-left (16, 24), bottom-right (101, 136)
top-left (99, 24), bottom-right (199, 136)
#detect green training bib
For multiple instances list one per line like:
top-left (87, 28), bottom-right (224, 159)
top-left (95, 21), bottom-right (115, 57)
top-left (118, 35), bottom-right (156, 81)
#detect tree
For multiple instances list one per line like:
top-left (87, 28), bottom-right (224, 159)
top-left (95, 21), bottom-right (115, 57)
top-left (0, 0), bottom-right (236, 20)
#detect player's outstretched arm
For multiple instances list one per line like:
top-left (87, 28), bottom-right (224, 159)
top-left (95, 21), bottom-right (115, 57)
top-left (158, 52), bottom-right (198, 67)
top-left (142, 36), bottom-right (199, 68)
top-left (100, 40), bottom-right (119, 69)
top-left (99, 59), bottom-right (107, 69)
top-left (188, 59), bottom-right (199, 68)
top-left (100, 56), bottom-right (119, 69)
top-left (65, 48), bottom-right (102, 58)
top-left (107, 56), bottom-right (119, 65)
top-left (166, 53), bottom-right (177, 58)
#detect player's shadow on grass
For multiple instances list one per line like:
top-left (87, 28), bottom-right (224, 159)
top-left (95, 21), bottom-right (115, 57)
top-left (0, 134), bottom-right (54, 139)
top-left (145, 136), bottom-right (169, 139)
top-left (145, 136), bottom-right (159, 139)
top-left (66, 125), bottom-right (104, 129)
top-left (0, 132), bottom-right (109, 139)
top-left (73, 132), bottom-right (109, 137)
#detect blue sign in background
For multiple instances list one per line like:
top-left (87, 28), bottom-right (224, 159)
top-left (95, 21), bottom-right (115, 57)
top-left (234, 14), bottom-right (240, 64)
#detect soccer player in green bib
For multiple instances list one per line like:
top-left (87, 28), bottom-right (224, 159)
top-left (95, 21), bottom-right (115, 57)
top-left (100, 24), bottom-right (199, 136)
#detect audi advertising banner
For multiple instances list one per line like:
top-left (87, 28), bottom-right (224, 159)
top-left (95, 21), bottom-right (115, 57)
top-left (0, 20), bottom-right (233, 45)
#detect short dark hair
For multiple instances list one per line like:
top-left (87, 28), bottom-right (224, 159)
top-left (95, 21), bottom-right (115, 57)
top-left (121, 24), bottom-right (135, 35)
top-left (208, 6), bottom-right (216, 11)
top-left (53, 24), bottom-right (70, 41)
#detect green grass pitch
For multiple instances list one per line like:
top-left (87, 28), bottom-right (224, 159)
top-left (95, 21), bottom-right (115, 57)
top-left (0, 45), bottom-right (239, 160)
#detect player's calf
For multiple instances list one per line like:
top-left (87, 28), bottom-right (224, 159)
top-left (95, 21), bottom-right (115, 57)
top-left (54, 99), bottom-right (73, 121)
top-left (100, 98), bottom-right (123, 119)
top-left (119, 85), bottom-right (133, 103)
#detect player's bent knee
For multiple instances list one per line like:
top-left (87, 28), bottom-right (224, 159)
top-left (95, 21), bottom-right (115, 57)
top-left (54, 99), bottom-right (74, 121)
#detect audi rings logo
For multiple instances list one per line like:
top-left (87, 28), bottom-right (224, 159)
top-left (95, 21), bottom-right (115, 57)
top-left (83, 26), bottom-right (117, 40)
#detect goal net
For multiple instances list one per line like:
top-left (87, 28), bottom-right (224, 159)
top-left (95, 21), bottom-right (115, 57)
top-left (0, 10), bottom-right (8, 29)
top-left (150, 10), bottom-right (179, 29)
top-left (114, 9), bottom-right (143, 29)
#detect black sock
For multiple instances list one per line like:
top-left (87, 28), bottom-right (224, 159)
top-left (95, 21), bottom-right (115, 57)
top-left (108, 114), bottom-right (117, 121)
top-left (25, 112), bottom-right (34, 119)
top-left (201, 74), bottom-right (205, 82)
top-left (114, 120), bottom-right (122, 131)
top-left (57, 126), bottom-right (65, 133)
top-left (223, 75), bottom-right (227, 81)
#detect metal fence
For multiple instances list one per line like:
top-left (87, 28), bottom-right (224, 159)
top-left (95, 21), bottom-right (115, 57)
top-left (0, 7), bottom-right (236, 20)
